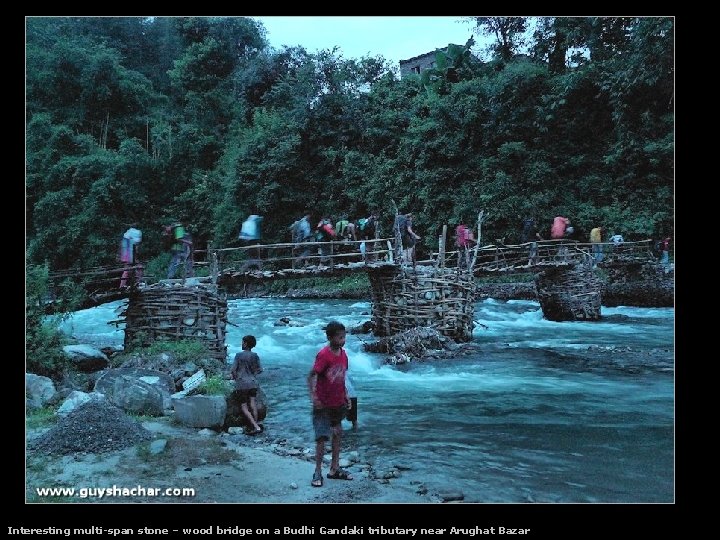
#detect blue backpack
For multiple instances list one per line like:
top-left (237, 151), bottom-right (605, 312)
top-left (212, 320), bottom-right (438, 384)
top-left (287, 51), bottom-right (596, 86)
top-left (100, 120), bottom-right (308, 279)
top-left (289, 220), bottom-right (302, 243)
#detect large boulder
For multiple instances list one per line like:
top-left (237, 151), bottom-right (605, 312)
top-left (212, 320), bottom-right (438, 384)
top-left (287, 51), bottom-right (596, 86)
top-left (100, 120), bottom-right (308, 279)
top-left (364, 327), bottom-right (472, 365)
top-left (172, 395), bottom-right (227, 429)
top-left (62, 345), bottom-right (109, 372)
top-left (364, 327), bottom-right (451, 356)
top-left (96, 368), bottom-right (175, 411)
top-left (26, 373), bottom-right (56, 410)
top-left (224, 388), bottom-right (268, 430)
top-left (93, 371), bottom-right (165, 416)
top-left (57, 391), bottom-right (105, 417)
top-left (59, 369), bottom-right (107, 393)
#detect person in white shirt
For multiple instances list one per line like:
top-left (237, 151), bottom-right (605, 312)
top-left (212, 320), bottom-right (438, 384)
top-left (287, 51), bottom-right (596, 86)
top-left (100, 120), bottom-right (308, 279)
top-left (119, 224), bottom-right (143, 288)
top-left (239, 215), bottom-right (263, 242)
top-left (239, 214), bottom-right (263, 260)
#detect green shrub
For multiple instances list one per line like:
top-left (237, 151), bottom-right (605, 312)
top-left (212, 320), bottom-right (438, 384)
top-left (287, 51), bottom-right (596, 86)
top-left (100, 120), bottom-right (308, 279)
top-left (142, 254), bottom-right (172, 282)
top-left (267, 274), bottom-right (370, 294)
top-left (195, 375), bottom-right (231, 396)
top-left (26, 406), bottom-right (57, 429)
top-left (144, 340), bottom-right (209, 360)
top-left (142, 253), bottom-right (210, 282)
top-left (118, 339), bottom-right (210, 362)
top-left (26, 264), bottom-right (73, 379)
top-left (26, 322), bottom-right (70, 378)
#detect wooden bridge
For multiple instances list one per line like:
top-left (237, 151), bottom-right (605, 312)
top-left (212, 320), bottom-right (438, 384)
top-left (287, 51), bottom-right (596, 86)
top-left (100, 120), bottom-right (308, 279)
top-left (470, 239), bottom-right (654, 273)
top-left (212, 237), bottom-right (654, 280)
top-left (45, 238), bottom-right (655, 309)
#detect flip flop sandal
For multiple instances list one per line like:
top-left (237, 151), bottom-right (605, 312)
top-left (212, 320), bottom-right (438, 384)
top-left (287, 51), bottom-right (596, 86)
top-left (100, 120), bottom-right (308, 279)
top-left (311, 471), bottom-right (323, 487)
top-left (327, 468), bottom-right (353, 480)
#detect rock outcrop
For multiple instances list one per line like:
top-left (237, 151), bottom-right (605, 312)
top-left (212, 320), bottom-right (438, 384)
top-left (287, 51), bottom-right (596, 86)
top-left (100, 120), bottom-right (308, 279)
top-left (364, 327), bottom-right (465, 365)
top-left (62, 344), bottom-right (109, 372)
top-left (26, 374), bottom-right (57, 410)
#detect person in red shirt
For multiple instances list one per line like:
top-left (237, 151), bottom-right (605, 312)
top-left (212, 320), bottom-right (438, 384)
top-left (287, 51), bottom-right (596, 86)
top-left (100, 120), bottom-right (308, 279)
top-left (550, 216), bottom-right (572, 260)
top-left (307, 321), bottom-right (353, 487)
top-left (660, 237), bottom-right (671, 269)
top-left (456, 222), bottom-right (477, 270)
top-left (550, 216), bottom-right (571, 239)
top-left (315, 217), bottom-right (337, 266)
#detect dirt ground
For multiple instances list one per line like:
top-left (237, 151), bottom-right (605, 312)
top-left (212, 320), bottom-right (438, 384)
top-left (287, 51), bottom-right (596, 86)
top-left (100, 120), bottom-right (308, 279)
top-left (26, 417), bottom-right (430, 504)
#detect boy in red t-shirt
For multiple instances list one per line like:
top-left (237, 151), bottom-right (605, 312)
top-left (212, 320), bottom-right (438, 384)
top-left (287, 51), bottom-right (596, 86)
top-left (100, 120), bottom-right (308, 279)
top-left (307, 321), bottom-right (353, 487)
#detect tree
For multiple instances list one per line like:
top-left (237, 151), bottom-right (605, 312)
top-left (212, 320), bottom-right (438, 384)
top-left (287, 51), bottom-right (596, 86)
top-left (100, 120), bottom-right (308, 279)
top-left (26, 16), bottom-right (674, 273)
top-left (530, 17), bottom-right (589, 73)
top-left (420, 38), bottom-right (480, 94)
top-left (473, 17), bottom-right (528, 62)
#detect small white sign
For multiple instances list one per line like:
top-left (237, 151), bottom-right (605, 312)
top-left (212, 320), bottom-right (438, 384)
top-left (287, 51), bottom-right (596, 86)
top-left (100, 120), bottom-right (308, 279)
top-left (182, 369), bottom-right (206, 391)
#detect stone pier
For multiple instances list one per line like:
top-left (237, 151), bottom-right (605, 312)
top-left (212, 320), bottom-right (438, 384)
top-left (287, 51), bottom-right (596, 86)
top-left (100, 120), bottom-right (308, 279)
top-left (367, 265), bottom-right (476, 342)
top-left (534, 265), bottom-right (602, 321)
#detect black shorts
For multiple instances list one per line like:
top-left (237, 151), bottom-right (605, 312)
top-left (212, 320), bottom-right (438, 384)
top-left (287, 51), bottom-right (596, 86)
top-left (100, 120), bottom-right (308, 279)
top-left (402, 235), bottom-right (415, 249)
top-left (233, 388), bottom-right (257, 404)
top-left (313, 406), bottom-right (347, 442)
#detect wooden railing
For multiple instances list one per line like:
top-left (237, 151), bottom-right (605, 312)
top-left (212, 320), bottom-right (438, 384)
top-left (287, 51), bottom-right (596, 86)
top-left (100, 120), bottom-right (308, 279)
top-left (209, 238), bottom-right (396, 276)
top-left (425, 239), bottom-right (654, 273)
top-left (45, 263), bottom-right (146, 310)
top-left (42, 238), bottom-right (656, 307)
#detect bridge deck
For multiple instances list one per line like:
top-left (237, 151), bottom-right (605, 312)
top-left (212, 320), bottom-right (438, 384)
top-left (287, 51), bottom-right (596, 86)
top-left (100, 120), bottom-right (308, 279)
top-left (45, 239), bottom-right (656, 307)
top-left (218, 260), bottom-right (396, 283)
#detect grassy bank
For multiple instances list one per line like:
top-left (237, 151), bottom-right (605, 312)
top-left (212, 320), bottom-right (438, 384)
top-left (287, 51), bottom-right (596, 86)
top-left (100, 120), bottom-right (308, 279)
top-left (266, 274), bottom-right (371, 296)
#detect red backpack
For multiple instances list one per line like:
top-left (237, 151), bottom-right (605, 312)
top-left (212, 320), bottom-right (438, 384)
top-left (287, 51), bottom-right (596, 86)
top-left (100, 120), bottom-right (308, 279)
top-left (456, 225), bottom-right (470, 247)
top-left (316, 220), bottom-right (336, 240)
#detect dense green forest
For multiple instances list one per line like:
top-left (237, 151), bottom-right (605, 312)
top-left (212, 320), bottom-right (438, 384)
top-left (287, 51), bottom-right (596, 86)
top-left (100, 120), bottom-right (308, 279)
top-left (26, 16), bottom-right (674, 275)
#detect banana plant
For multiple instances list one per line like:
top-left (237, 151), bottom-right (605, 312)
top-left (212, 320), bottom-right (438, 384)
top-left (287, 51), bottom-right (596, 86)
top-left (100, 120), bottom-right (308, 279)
top-left (420, 38), bottom-right (478, 95)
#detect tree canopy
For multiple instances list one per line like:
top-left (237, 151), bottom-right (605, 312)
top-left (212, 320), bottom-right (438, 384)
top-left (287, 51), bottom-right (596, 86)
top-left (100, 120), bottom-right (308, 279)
top-left (26, 16), bottom-right (674, 273)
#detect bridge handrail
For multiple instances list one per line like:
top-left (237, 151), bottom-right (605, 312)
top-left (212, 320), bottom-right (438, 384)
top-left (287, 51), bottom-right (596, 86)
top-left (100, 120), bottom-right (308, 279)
top-left (219, 251), bottom-right (389, 268)
top-left (211, 237), bottom-right (395, 253)
top-left (431, 239), bottom-right (652, 254)
top-left (49, 264), bottom-right (144, 279)
top-left (208, 237), bottom-right (397, 277)
top-left (473, 238), bottom-right (652, 250)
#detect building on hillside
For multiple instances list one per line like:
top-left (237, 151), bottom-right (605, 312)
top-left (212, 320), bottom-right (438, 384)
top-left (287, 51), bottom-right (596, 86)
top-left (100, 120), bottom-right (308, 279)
top-left (399, 50), bottom-right (439, 77)
top-left (399, 45), bottom-right (482, 78)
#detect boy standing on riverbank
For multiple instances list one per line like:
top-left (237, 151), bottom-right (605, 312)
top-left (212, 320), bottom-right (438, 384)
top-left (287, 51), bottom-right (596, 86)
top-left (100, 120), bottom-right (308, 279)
top-left (230, 335), bottom-right (263, 435)
top-left (307, 321), bottom-right (353, 487)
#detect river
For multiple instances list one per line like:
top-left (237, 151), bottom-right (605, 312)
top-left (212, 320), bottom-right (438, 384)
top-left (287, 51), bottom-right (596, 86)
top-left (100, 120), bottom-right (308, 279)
top-left (60, 297), bottom-right (674, 503)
